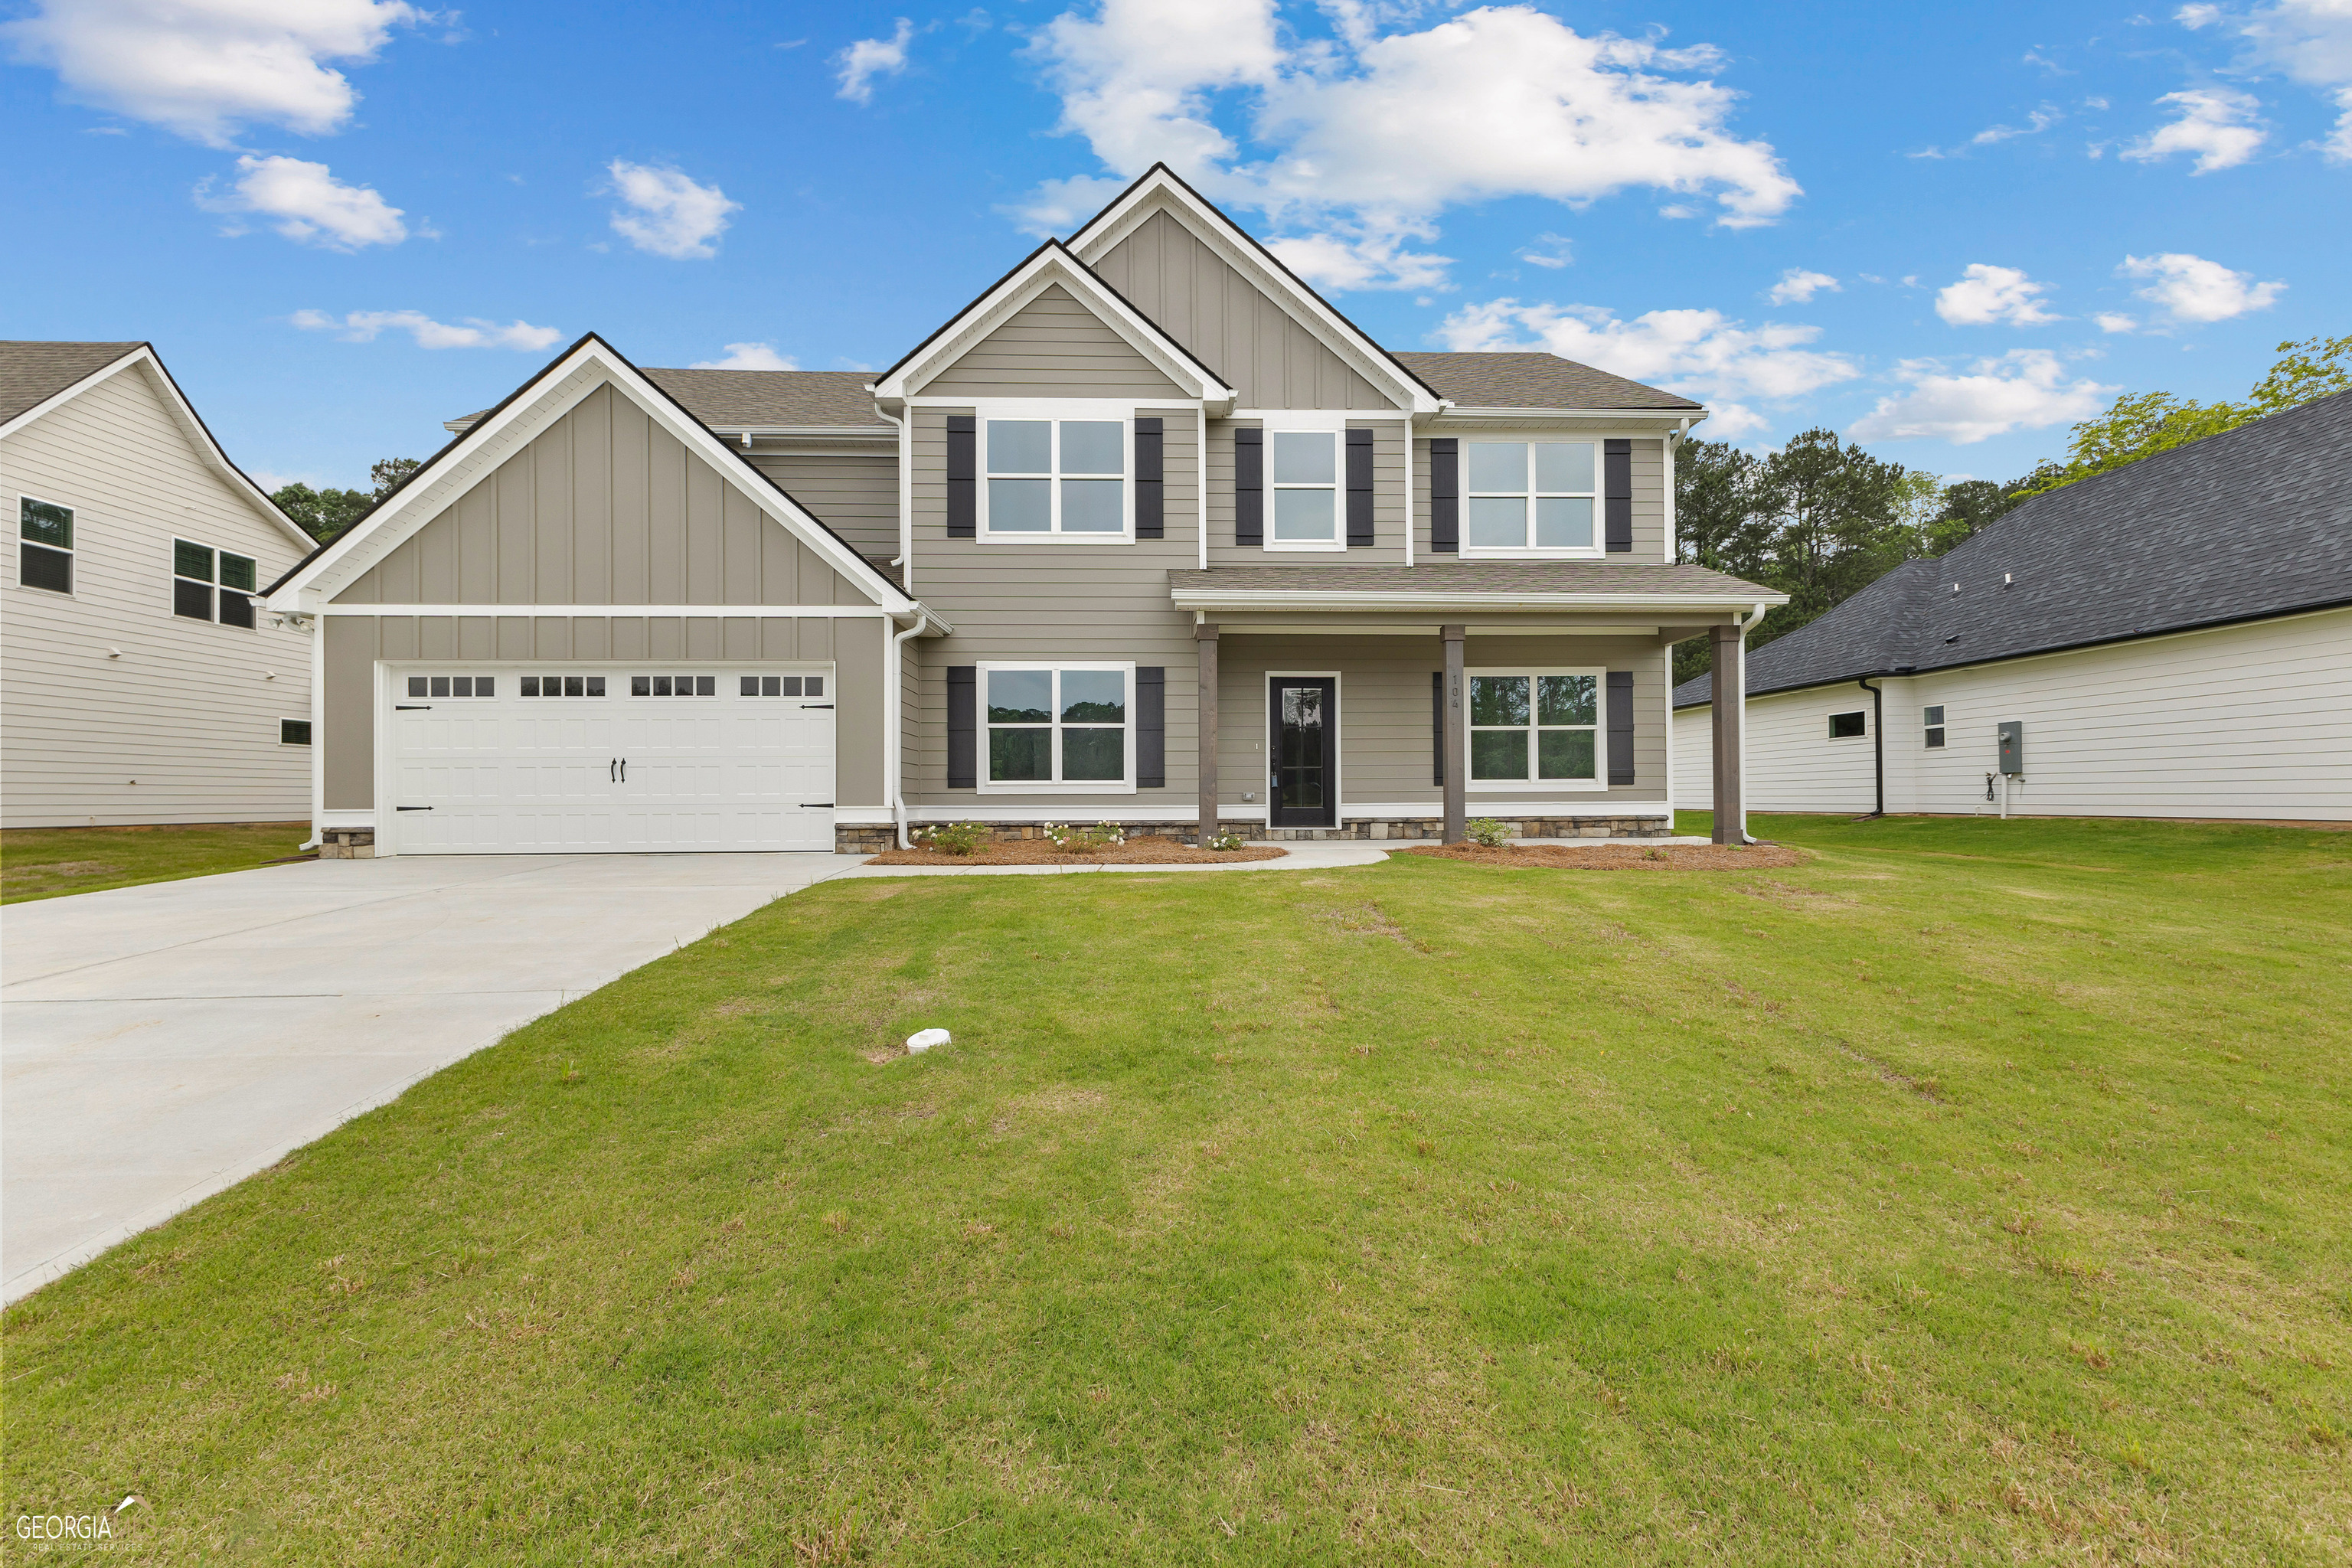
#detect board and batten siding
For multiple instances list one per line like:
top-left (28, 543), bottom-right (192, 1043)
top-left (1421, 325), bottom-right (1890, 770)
top-left (322, 381), bottom-right (890, 812)
top-left (1088, 209), bottom-right (1395, 410)
top-left (1, 358), bottom-right (312, 827)
top-left (903, 403), bottom-right (1202, 811)
top-left (920, 283), bottom-right (1186, 400)
top-left (1217, 634), bottom-right (1671, 812)
top-left (1413, 434), bottom-right (1668, 563)
top-left (1672, 607), bottom-right (2352, 821)
top-left (750, 450), bottom-right (898, 561)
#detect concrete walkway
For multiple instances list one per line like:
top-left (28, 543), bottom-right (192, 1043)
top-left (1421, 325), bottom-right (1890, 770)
top-left (1, 852), bottom-right (858, 1303)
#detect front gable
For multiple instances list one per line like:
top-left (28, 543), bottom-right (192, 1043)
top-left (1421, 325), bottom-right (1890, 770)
top-left (924, 283), bottom-right (1187, 400)
top-left (267, 335), bottom-right (911, 614)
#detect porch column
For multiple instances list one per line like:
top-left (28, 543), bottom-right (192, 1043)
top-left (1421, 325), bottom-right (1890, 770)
top-left (1442, 623), bottom-right (1467, 843)
top-left (1710, 622), bottom-right (1745, 845)
top-left (1195, 622), bottom-right (1220, 847)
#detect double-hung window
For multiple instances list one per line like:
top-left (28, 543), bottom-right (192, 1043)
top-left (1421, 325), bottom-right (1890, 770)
top-left (1467, 670), bottom-right (1602, 786)
top-left (1922, 705), bottom-right (1945, 749)
top-left (18, 497), bottom-right (74, 593)
top-left (1268, 430), bottom-right (1340, 548)
top-left (1465, 441), bottom-right (1600, 555)
top-left (984, 418), bottom-right (1127, 537)
top-left (173, 539), bottom-right (258, 627)
top-left (982, 664), bottom-right (1132, 789)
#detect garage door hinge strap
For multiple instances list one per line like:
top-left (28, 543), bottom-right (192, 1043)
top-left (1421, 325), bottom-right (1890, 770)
top-left (396, 805), bottom-right (433, 812)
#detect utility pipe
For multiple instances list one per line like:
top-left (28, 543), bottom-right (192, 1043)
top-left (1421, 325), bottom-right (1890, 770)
top-left (1855, 675), bottom-right (1885, 821)
top-left (889, 610), bottom-right (929, 849)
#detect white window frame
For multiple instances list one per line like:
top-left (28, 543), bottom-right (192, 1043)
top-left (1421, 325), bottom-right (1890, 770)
top-left (1261, 417), bottom-right (1347, 553)
top-left (1460, 439), bottom-right (1604, 560)
top-left (1922, 704), bottom-right (1946, 750)
top-left (1828, 709), bottom-right (1867, 741)
top-left (15, 494), bottom-right (75, 596)
top-left (975, 402), bottom-right (1135, 544)
top-left (975, 660), bottom-right (1138, 794)
top-left (1464, 665), bottom-right (1607, 792)
top-left (172, 536), bottom-right (260, 627)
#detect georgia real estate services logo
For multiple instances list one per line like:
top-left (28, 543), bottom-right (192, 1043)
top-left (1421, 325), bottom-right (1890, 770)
top-left (15, 1496), bottom-right (137, 1542)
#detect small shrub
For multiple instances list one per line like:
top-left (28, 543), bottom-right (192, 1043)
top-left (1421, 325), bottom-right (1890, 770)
top-left (1208, 831), bottom-right (1248, 852)
top-left (1044, 820), bottom-right (1127, 852)
top-left (1465, 817), bottom-right (1511, 848)
top-left (916, 822), bottom-right (989, 856)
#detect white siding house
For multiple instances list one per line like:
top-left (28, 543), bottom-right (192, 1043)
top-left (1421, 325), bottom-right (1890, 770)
top-left (1674, 390), bottom-right (2352, 824)
top-left (2, 342), bottom-right (318, 828)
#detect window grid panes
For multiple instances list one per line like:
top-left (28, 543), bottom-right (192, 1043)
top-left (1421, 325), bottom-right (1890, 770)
top-left (985, 667), bottom-right (1129, 785)
top-left (407, 675), bottom-right (499, 697)
top-left (1269, 430), bottom-right (1338, 546)
top-left (985, 419), bottom-right (1127, 536)
top-left (170, 537), bottom-right (259, 625)
top-left (18, 497), bottom-right (73, 593)
top-left (1465, 442), bottom-right (1599, 553)
top-left (738, 675), bottom-right (822, 697)
top-left (518, 675), bottom-right (605, 697)
top-left (1467, 672), bottom-right (1599, 783)
top-left (1923, 704), bottom-right (1945, 749)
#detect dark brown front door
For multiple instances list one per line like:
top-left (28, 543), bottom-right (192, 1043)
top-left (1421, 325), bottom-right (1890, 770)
top-left (1269, 678), bottom-right (1336, 828)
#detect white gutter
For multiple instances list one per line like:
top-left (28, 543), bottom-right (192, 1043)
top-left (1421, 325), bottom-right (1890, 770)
top-left (887, 610), bottom-right (929, 849)
top-left (1168, 590), bottom-right (1791, 613)
top-left (876, 404), bottom-right (912, 592)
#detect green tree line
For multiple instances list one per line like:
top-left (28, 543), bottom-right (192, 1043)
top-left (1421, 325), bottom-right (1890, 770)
top-left (270, 456), bottom-right (421, 544)
top-left (1673, 332), bottom-right (2349, 686)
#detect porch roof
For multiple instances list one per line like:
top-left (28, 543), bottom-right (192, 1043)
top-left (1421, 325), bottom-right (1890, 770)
top-left (1168, 562), bottom-right (1784, 615)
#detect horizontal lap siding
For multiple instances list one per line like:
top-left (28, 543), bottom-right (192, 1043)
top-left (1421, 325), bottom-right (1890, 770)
top-left (1216, 633), bottom-right (1669, 811)
top-left (1089, 209), bottom-right (1393, 410)
top-left (921, 284), bottom-right (1185, 399)
top-left (751, 451), bottom-right (898, 560)
top-left (1204, 419), bottom-right (1407, 564)
top-left (906, 405), bottom-right (1200, 811)
top-left (2, 362), bottom-right (312, 826)
top-left (1413, 435), bottom-right (1667, 562)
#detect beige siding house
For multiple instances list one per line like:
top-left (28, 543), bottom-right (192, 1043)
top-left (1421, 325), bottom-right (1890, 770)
top-left (267, 167), bottom-right (1782, 856)
top-left (2, 342), bottom-right (318, 828)
top-left (1674, 391), bottom-right (2352, 823)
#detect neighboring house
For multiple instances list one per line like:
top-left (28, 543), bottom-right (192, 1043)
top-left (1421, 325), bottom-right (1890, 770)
top-left (263, 167), bottom-right (1782, 858)
top-left (1674, 388), bottom-right (2352, 823)
top-left (2, 341), bottom-right (318, 828)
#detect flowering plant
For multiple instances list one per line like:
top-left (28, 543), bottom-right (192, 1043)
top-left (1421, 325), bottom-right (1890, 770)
top-left (916, 822), bottom-right (989, 856)
top-left (1044, 821), bottom-right (1127, 851)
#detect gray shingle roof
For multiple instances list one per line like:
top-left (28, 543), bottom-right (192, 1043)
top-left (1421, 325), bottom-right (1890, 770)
top-left (452, 367), bottom-right (886, 432)
top-left (1674, 389), bottom-right (2352, 706)
top-left (0, 341), bottom-right (145, 425)
top-left (1390, 351), bottom-right (1701, 412)
top-left (1171, 561), bottom-right (1772, 597)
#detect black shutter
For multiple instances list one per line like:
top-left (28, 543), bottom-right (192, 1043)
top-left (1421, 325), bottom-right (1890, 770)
top-left (947, 665), bottom-right (977, 788)
top-left (1345, 426), bottom-right (1374, 548)
top-left (1233, 426), bottom-right (1263, 547)
top-left (1432, 671), bottom-right (1446, 786)
top-left (947, 416), bottom-right (977, 538)
top-left (1136, 666), bottom-right (1165, 787)
top-left (1135, 418), bottom-right (1164, 540)
top-left (1604, 438), bottom-right (1632, 554)
top-left (1429, 437), bottom-right (1458, 553)
top-left (1606, 670), bottom-right (1635, 785)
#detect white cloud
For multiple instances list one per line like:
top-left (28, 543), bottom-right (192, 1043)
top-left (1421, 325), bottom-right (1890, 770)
top-left (836, 17), bottom-right (913, 104)
top-left (1850, 350), bottom-right (2115, 445)
top-left (1, 0), bottom-right (423, 146)
top-left (1766, 269), bottom-right (1838, 305)
top-left (1001, 173), bottom-right (1135, 237)
top-left (604, 161), bottom-right (740, 260)
top-left (690, 342), bottom-right (799, 371)
top-left (1934, 263), bottom-right (2063, 326)
top-left (2122, 86), bottom-right (2267, 170)
top-left (292, 309), bottom-right (561, 351)
top-left (1438, 296), bottom-right (1858, 437)
top-left (198, 155), bottom-right (406, 249)
top-left (1517, 233), bottom-right (1573, 269)
top-left (2119, 250), bottom-right (2286, 320)
top-left (1022, 0), bottom-right (1800, 289)
top-left (2096, 311), bottom-right (2141, 332)
top-left (2177, 0), bottom-right (2352, 158)
top-left (1975, 106), bottom-right (2063, 143)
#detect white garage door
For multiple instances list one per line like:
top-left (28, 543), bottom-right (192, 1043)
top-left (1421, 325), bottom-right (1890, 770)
top-left (384, 666), bottom-right (835, 854)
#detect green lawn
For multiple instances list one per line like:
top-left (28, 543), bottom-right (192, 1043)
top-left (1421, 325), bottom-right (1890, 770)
top-left (6, 816), bottom-right (2347, 1563)
top-left (1, 822), bottom-right (312, 904)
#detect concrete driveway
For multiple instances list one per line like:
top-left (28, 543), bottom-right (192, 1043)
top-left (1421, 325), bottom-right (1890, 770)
top-left (2, 852), bottom-right (858, 1303)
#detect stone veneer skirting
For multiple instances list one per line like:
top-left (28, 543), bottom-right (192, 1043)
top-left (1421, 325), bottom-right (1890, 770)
top-left (318, 827), bottom-right (377, 859)
top-left (835, 815), bottom-right (1669, 853)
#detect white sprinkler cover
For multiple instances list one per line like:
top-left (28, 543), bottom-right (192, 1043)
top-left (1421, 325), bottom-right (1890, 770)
top-left (906, 1028), bottom-right (952, 1054)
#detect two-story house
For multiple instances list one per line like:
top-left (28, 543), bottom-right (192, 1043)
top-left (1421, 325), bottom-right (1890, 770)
top-left (3, 341), bottom-right (318, 828)
top-left (261, 168), bottom-right (1782, 856)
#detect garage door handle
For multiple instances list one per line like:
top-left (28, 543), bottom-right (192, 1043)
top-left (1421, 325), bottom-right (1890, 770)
top-left (609, 758), bottom-right (616, 782)
top-left (395, 704), bottom-right (431, 710)
top-left (800, 802), bottom-right (834, 808)
top-left (801, 703), bottom-right (833, 709)
top-left (619, 759), bottom-right (626, 782)
top-left (396, 805), bottom-right (433, 812)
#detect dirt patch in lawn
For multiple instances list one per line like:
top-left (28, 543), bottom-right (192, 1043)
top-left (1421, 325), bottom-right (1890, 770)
top-left (1396, 841), bottom-right (1808, 871)
top-left (866, 836), bottom-right (1287, 867)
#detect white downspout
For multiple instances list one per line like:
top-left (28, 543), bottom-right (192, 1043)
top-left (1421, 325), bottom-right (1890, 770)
top-left (889, 610), bottom-right (928, 849)
top-left (877, 405), bottom-right (912, 593)
top-left (301, 613), bottom-right (324, 849)
top-left (1403, 416), bottom-right (1415, 568)
top-left (1196, 405), bottom-right (1209, 571)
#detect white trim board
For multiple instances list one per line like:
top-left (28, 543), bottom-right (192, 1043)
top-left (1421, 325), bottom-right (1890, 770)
top-left (319, 603), bottom-right (909, 619)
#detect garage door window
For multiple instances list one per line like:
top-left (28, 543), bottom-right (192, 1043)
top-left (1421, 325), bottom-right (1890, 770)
top-left (632, 675), bottom-right (718, 696)
top-left (407, 675), bottom-right (498, 697)
top-left (740, 675), bottom-right (823, 697)
top-left (520, 675), bottom-right (605, 697)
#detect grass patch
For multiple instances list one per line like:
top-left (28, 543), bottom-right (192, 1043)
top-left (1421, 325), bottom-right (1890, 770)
top-left (6, 816), bottom-right (2348, 1562)
top-left (1, 822), bottom-right (312, 903)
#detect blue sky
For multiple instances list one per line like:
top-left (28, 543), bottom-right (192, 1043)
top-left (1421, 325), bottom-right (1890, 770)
top-left (4, 0), bottom-right (2344, 493)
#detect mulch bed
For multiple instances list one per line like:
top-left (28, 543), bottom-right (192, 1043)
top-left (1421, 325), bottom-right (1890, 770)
top-left (866, 836), bottom-right (1288, 867)
top-left (1396, 841), bottom-right (1808, 871)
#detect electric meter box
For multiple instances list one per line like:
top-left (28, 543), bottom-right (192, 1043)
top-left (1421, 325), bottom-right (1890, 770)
top-left (1997, 721), bottom-right (2024, 776)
